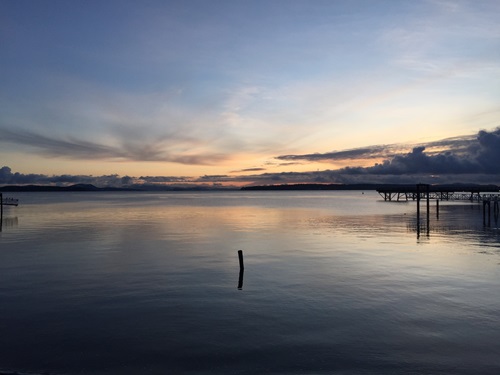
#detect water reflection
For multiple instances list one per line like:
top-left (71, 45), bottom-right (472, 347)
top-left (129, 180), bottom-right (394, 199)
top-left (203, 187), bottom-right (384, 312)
top-left (1, 192), bottom-right (500, 374)
top-left (407, 202), bottom-right (500, 251)
top-left (0, 215), bottom-right (19, 232)
top-left (237, 269), bottom-right (244, 290)
top-left (309, 200), bottom-right (500, 256)
top-left (483, 200), bottom-right (500, 227)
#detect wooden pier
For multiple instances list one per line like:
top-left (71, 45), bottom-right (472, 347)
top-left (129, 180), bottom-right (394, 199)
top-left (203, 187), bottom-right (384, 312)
top-left (379, 184), bottom-right (500, 236)
top-left (1, 193), bottom-right (19, 211)
top-left (1, 196), bottom-right (19, 206)
top-left (377, 185), bottom-right (500, 202)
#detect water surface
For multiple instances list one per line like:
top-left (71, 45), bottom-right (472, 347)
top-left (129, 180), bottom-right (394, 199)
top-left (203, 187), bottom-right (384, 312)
top-left (1, 191), bottom-right (499, 374)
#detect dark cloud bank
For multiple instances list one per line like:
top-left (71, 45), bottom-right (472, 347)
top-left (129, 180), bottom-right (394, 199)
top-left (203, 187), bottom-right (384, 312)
top-left (0, 167), bottom-right (134, 187)
top-left (1, 128), bottom-right (500, 188)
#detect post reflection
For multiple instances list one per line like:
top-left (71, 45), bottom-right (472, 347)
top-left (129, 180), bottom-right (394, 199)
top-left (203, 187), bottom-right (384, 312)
top-left (237, 269), bottom-right (244, 290)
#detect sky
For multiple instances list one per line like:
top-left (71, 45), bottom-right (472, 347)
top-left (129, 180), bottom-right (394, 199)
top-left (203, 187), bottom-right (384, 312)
top-left (1, 0), bottom-right (499, 188)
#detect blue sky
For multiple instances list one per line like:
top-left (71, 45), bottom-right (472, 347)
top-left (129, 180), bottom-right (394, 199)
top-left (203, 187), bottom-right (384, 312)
top-left (1, 0), bottom-right (499, 187)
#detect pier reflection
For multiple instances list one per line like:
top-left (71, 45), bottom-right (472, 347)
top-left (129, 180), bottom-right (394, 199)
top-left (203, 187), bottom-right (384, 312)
top-left (0, 217), bottom-right (19, 232)
top-left (407, 202), bottom-right (500, 251)
top-left (483, 200), bottom-right (500, 227)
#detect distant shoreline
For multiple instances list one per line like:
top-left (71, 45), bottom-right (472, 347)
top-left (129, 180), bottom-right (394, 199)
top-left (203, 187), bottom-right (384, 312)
top-left (242, 183), bottom-right (381, 191)
top-left (1, 182), bottom-right (498, 192)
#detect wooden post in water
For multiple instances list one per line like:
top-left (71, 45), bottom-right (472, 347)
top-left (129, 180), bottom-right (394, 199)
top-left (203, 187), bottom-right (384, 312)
top-left (238, 269), bottom-right (244, 290)
top-left (237, 250), bottom-right (244, 290)
top-left (436, 200), bottom-right (439, 220)
top-left (238, 250), bottom-right (244, 270)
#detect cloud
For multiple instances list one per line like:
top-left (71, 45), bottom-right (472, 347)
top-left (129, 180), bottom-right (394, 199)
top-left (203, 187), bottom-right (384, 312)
top-left (357, 127), bottom-right (500, 175)
top-left (341, 146), bottom-right (476, 175)
top-left (2, 128), bottom-right (500, 188)
top-left (139, 176), bottom-right (190, 183)
top-left (259, 128), bottom-right (500, 185)
top-left (274, 133), bottom-right (478, 164)
top-left (276, 145), bottom-right (395, 162)
top-left (474, 129), bottom-right (500, 173)
top-left (196, 175), bottom-right (231, 182)
top-left (380, 0), bottom-right (500, 76)
top-left (0, 166), bottom-right (52, 185)
top-left (230, 168), bottom-right (267, 173)
top-left (0, 127), bottom-right (226, 165)
top-left (0, 166), bottom-right (134, 187)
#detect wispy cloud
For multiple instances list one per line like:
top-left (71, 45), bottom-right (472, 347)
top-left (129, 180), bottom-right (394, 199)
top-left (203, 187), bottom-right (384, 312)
top-left (230, 168), bottom-right (267, 173)
top-left (380, 0), bottom-right (500, 76)
top-left (0, 127), bottom-right (227, 165)
top-left (276, 145), bottom-right (396, 163)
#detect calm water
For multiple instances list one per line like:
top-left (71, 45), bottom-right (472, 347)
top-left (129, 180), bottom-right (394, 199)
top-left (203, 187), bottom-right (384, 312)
top-left (1, 191), bottom-right (500, 374)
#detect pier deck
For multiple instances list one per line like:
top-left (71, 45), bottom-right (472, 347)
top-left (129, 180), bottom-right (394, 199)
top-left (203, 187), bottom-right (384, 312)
top-left (377, 185), bottom-right (500, 202)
